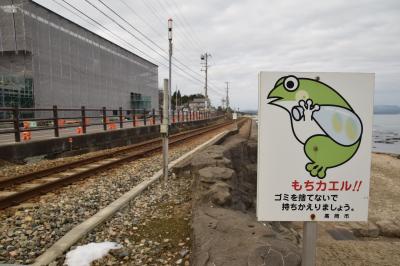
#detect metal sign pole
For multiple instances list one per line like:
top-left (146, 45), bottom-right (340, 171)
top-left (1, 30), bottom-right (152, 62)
top-left (161, 79), bottom-right (169, 184)
top-left (168, 18), bottom-right (173, 125)
top-left (302, 221), bottom-right (317, 266)
top-left (160, 19), bottom-right (173, 185)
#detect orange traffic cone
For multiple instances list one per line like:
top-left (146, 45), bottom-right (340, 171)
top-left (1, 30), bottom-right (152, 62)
top-left (76, 127), bottom-right (83, 134)
top-left (22, 131), bottom-right (31, 141)
top-left (58, 119), bottom-right (65, 127)
top-left (108, 123), bottom-right (116, 130)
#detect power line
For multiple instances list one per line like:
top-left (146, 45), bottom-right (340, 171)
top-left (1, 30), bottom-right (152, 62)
top-left (138, 0), bottom-right (165, 28)
top-left (84, 0), bottom-right (169, 61)
top-left (118, 0), bottom-right (165, 39)
top-left (101, 0), bottom-right (208, 89)
top-left (92, 0), bottom-right (215, 90)
top-left (169, 0), bottom-right (205, 51)
top-left (59, 0), bottom-right (166, 67)
top-left (96, 0), bottom-right (170, 57)
top-left (59, 0), bottom-right (225, 97)
top-left (143, 0), bottom-right (202, 57)
top-left (225, 81), bottom-right (230, 109)
top-left (153, 0), bottom-right (202, 54)
top-left (124, 0), bottom-right (209, 83)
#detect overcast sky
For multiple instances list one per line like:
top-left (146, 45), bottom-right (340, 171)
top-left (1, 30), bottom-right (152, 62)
top-left (34, 0), bottom-right (400, 110)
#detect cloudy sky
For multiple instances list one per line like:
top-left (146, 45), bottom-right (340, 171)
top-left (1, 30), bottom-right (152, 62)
top-left (34, 0), bottom-right (400, 110)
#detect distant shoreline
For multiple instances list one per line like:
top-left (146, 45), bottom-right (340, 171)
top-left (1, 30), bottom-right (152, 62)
top-left (374, 105), bottom-right (400, 115)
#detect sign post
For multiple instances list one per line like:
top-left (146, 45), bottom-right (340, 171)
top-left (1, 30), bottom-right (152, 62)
top-left (161, 79), bottom-right (169, 184)
top-left (302, 221), bottom-right (317, 266)
top-left (257, 72), bottom-right (374, 265)
top-left (232, 112), bottom-right (237, 120)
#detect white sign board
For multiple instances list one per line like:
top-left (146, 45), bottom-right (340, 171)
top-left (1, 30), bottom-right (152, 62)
top-left (257, 72), bottom-right (374, 221)
top-left (233, 112), bottom-right (238, 120)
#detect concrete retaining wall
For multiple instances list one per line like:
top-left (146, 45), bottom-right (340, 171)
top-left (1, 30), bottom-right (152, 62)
top-left (0, 117), bottom-right (223, 162)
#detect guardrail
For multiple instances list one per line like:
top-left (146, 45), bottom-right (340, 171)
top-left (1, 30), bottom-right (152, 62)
top-left (0, 106), bottom-right (215, 143)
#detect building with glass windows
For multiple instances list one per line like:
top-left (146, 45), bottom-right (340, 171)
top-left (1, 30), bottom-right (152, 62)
top-left (0, 0), bottom-right (158, 118)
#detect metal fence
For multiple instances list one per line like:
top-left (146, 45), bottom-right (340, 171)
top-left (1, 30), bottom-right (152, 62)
top-left (0, 106), bottom-right (213, 142)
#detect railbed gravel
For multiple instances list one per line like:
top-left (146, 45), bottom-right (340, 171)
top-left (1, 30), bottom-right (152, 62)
top-left (0, 126), bottom-right (230, 265)
top-left (64, 168), bottom-right (193, 266)
top-left (0, 137), bottom-right (162, 179)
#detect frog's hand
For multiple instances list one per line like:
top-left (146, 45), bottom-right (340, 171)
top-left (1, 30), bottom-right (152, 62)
top-left (312, 105), bottom-right (362, 146)
top-left (304, 135), bottom-right (360, 179)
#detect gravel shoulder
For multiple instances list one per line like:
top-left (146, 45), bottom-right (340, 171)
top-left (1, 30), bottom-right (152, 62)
top-left (0, 125), bottom-right (232, 265)
top-left (316, 153), bottom-right (400, 266)
top-left (71, 167), bottom-right (193, 266)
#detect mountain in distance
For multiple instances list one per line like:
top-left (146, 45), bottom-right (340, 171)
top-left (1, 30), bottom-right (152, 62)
top-left (374, 105), bottom-right (400, 114)
top-left (240, 109), bottom-right (258, 115)
top-left (238, 105), bottom-right (400, 115)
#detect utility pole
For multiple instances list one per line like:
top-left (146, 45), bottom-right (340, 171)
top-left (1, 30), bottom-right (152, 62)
top-left (161, 79), bottom-right (169, 184)
top-left (225, 81), bottom-right (230, 111)
top-left (168, 18), bottom-right (173, 124)
top-left (160, 19), bottom-right (173, 184)
top-left (175, 85), bottom-right (178, 110)
top-left (201, 53), bottom-right (211, 110)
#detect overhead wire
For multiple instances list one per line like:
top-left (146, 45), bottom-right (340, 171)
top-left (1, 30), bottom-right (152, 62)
top-left (137, 0), bottom-right (202, 69)
top-left (152, 0), bottom-right (202, 54)
top-left (168, 0), bottom-right (205, 52)
top-left (118, 0), bottom-right (165, 39)
top-left (137, 0), bottom-right (202, 58)
top-left (153, 0), bottom-right (224, 94)
top-left (141, 0), bottom-right (224, 94)
top-left (94, 0), bottom-right (203, 85)
top-left (58, 0), bottom-right (167, 68)
top-left (57, 0), bottom-right (225, 97)
top-left (89, 0), bottom-right (224, 96)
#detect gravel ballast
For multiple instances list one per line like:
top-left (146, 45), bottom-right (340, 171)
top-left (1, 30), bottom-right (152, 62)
top-left (0, 126), bottom-right (231, 265)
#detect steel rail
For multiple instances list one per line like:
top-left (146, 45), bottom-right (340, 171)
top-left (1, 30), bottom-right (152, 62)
top-left (0, 121), bottom-right (230, 189)
top-left (0, 120), bottom-right (234, 209)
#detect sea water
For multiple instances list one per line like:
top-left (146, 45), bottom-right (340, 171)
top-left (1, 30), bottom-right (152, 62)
top-left (372, 114), bottom-right (400, 154)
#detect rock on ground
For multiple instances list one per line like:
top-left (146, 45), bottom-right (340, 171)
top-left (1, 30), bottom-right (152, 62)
top-left (189, 119), bottom-right (301, 266)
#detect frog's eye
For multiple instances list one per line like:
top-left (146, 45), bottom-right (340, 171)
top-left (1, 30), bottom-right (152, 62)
top-left (283, 76), bottom-right (299, 91)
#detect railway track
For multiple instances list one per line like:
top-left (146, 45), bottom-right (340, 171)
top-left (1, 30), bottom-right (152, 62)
top-left (0, 120), bottom-right (235, 209)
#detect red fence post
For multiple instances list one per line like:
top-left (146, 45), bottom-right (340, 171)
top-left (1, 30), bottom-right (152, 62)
top-left (132, 109), bottom-right (136, 127)
top-left (53, 105), bottom-right (59, 137)
top-left (13, 107), bottom-right (21, 142)
top-left (81, 106), bottom-right (86, 134)
top-left (102, 107), bottom-right (107, 131)
top-left (119, 107), bottom-right (123, 128)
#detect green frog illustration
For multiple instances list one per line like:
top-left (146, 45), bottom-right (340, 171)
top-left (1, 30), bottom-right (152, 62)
top-left (267, 75), bottom-right (363, 179)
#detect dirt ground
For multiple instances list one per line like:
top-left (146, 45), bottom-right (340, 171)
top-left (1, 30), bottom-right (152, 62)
top-left (316, 153), bottom-right (400, 266)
